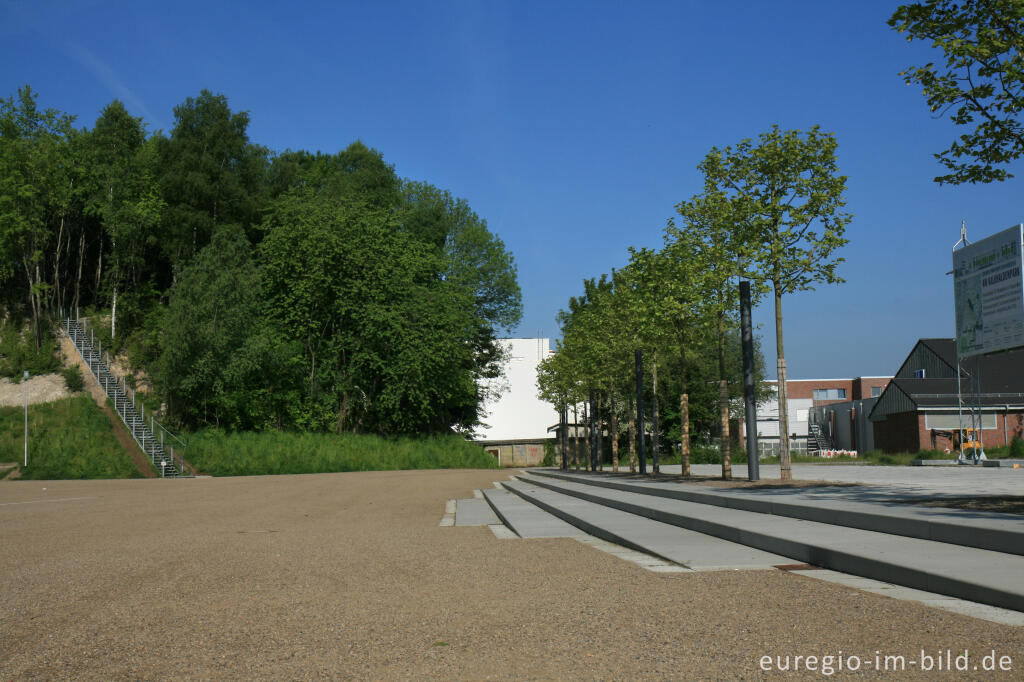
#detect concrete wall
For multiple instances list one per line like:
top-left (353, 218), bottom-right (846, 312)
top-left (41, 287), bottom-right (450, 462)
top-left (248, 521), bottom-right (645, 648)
top-left (480, 441), bottom-right (547, 468)
top-left (476, 338), bottom-right (559, 442)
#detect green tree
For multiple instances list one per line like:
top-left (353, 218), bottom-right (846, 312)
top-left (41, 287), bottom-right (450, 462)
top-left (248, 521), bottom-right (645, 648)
top-left (699, 126), bottom-right (851, 480)
top-left (85, 100), bottom-right (164, 339)
top-left (153, 226), bottom-right (267, 428)
top-left (890, 0), bottom-right (1024, 184)
top-left (259, 188), bottom-right (489, 435)
top-left (157, 90), bottom-right (265, 272)
top-left (0, 85), bottom-right (75, 348)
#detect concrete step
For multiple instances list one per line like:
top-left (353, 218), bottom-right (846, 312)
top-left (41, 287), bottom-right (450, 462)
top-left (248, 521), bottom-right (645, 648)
top-left (502, 478), bottom-right (792, 571)
top-left (454, 498), bottom-right (500, 526)
top-left (482, 488), bottom-right (587, 538)
top-left (529, 469), bottom-right (1024, 556)
top-left (519, 472), bottom-right (1024, 612)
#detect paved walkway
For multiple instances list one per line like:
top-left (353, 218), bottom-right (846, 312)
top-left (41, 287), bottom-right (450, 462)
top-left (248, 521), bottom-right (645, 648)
top-left (652, 463), bottom-right (1024, 496)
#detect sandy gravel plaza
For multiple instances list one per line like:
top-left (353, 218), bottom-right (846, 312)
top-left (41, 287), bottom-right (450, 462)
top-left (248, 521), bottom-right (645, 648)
top-left (2, 469), bottom-right (1022, 679)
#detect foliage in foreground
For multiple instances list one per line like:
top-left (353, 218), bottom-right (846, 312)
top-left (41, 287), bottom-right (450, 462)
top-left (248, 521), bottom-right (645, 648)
top-left (0, 395), bottom-right (142, 479)
top-left (185, 430), bottom-right (499, 476)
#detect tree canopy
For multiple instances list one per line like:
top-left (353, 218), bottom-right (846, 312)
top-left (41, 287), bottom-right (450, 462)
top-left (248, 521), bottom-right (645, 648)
top-left (0, 85), bottom-right (521, 437)
top-left (890, 0), bottom-right (1024, 183)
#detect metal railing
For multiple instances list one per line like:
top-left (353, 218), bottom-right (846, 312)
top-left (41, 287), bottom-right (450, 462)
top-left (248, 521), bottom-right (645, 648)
top-left (60, 314), bottom-right (190, 478)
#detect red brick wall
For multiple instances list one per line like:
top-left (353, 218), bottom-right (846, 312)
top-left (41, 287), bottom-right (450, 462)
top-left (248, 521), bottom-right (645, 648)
top-left (877, 411), bottom-right (1024, 453)
top-left (853, 378), bottom-right (891, 400)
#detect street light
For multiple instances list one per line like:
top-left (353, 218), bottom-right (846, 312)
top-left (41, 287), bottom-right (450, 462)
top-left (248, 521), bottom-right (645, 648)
top-left (23, 370), bottom-right (29, 468)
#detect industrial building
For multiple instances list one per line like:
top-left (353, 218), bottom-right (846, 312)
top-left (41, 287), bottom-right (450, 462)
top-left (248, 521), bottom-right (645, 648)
top-left (743, 376), bottom-right (892, 456)
top-left (475, 338), bottom-right (558, 467)
top-left (868, 338), bottom-right (1024, 453)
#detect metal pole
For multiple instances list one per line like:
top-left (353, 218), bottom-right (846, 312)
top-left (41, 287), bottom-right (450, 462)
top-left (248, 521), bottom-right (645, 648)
top-left (589, 390), bottom-right (596, 471)
top-left (560, 405), bottom-right (568, 470)
top-left (741, 282), bottom-right (760, 481)
top-left (23, 371), bottom-right (29, 467)
top-left (635, 349), bottom-right (646, 474)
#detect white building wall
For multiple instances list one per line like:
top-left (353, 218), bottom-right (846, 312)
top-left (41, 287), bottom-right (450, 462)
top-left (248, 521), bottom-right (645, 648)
top-left (755, 396), bottom-right (814, 439)
top-left (476, 338), bottom-right (559, 441)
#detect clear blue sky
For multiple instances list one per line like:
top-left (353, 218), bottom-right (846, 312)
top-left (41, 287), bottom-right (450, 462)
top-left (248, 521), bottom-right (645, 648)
top-left (2, 0), bottom-right (1020, 379)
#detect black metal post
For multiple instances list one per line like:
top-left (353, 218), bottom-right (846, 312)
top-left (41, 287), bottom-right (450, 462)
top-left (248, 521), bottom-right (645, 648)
top-left (740, 281), bottom-right (759, 481)
top-left (635, 349), bottom-right (646, 474)
top-left (560, 405), bottom-right (568, 470)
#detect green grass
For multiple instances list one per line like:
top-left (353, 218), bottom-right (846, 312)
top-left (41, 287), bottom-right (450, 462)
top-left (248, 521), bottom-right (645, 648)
top-left (185, 430), bottom-right (500, 476)
top-left (0, 395), bottom-right (143, 479)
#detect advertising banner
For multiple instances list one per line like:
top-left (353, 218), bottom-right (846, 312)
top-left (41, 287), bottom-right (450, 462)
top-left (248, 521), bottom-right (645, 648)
top-left (953, 224), bottom-right (1024, 358)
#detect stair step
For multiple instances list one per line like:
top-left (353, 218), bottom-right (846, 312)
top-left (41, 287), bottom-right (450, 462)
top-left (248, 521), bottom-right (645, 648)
top-left (528, 469), bottom-right (1024, 556)
top-left (503, 478), bottom-right (790, 570)
top-left (482, 488), bottom-right (586, 538)
top-left (454, 498), bottom-right (500, 526)
top-left (518, 472), bottom-right (1024, 611)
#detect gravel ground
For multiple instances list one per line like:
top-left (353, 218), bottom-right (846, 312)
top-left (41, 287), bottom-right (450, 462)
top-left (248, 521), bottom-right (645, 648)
top-left (0, 374), bottom-right (69, 407)
top-left (2, 469), bottom-right (1022, 680)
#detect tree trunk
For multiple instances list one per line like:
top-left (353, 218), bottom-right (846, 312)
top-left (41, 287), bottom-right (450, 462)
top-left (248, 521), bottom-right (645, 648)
top-left (111, 285), bottom-right (117, 339)
top-left (73, 230), bottom-right (85, 314)
top-left (610, 386), bottom-right (619, 472)
top-left (774, 283), bottom-right (792, 481)
top-left (718, 314), bottom-right (732, 480)
top-left (678, 337), bottom-right (691, 477)
top-left (53, 214), bottom-right (65, 313)
top-left (628, 413), bottom-right (637, 473)
top-left (652, 351), bottom-right (660, 474)
top-left (680, 393), bottom-right (691, 477)
top-left (596, 392), bottom-right (603, 471)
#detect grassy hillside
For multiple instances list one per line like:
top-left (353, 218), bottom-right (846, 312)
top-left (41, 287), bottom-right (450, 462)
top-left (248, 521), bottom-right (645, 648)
top-left (0, 395), bottom-right (144, 479)
top-left (186, 430), bottom-right (498, 476)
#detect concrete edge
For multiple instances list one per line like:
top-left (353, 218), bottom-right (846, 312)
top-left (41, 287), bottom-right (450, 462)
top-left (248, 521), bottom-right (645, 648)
top-left (520, 474), bottom-right (1024, 613)
top-left (527, 470), bottom-right (1024, 557)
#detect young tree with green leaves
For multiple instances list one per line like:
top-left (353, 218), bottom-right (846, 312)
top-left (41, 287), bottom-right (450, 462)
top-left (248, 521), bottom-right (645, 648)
top-left (698, 126), bottom-right (851, 480)
top-left (890, 0), bottom-right (1024, 184)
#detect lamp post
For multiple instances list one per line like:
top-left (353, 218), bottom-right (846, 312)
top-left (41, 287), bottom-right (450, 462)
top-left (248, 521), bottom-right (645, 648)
top-left (23, 370), bottom-right (29, 468)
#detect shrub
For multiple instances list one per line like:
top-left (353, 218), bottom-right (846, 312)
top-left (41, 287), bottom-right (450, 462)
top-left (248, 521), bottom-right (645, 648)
top-left (542, 440), bottom-right (555, 466)
top-left (62, 366), bottom-right (84, 393)
top-left (1010, 436), bottom-right (1024, 458)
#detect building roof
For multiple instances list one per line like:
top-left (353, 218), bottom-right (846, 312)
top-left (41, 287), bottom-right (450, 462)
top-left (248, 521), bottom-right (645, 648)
top-left (870, 340), bottom-right (1024, 421)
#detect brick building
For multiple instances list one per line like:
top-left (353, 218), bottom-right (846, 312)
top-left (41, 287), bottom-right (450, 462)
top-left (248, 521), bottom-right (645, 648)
top-left (745, 376), bottom-right (892, 454)
top-left (869, 339), bottom-right (1024, 453)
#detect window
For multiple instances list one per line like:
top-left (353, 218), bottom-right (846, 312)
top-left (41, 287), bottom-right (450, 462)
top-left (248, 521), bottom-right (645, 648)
top-left (812, 388), bottom-right (847, 400)
top-left (871, 385), bottom-right (882, 397)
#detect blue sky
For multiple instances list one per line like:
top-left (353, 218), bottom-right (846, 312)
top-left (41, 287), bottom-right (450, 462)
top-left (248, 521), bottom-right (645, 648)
top-left (2, 0), bottom-right (1020, 379)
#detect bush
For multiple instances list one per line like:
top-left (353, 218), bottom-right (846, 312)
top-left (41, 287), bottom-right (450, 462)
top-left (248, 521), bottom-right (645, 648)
top-left (62, 366), bottom-right (84, 393)
top-left (186, 430), bottom-right (500, 476)
top-left (0, 318), bottom-right (61, 379)
top-left (542, 440), bottom-right (556, 466)
top-left (1010, 436), bottom-right (1024, 458)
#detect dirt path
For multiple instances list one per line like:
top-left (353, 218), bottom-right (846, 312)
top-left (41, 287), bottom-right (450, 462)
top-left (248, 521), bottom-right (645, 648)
top-left (1, 469), bottom-right (1020, 679)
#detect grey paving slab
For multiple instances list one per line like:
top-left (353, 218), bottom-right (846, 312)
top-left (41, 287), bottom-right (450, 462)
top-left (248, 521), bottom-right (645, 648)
top-left (454, 498), bottom-right (499, 526)
top-left (481, 488), bottom-right (586, 538)
top-left (790, 570), bottom-right (1024, 626)
top-left (521, 473), bottom-right (1024, 612)
top-left (502, 479), bottom-right (792, 571)
top-left (666, 463), bottom-right (1024, 496)
top-left (528, 469), bottom-right (1024, 555)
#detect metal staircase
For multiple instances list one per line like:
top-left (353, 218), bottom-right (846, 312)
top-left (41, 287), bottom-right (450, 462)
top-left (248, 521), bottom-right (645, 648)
top-left (808, 422), bottom-right (832, 457)
top-left (62, 317), bottom-right (190, 478)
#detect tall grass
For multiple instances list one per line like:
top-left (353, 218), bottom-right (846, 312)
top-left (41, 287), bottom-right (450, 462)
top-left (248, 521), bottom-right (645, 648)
top-left (186, 430), bottom-right (499, 476)
top-left (0, 395), bottom-right (143, 479)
